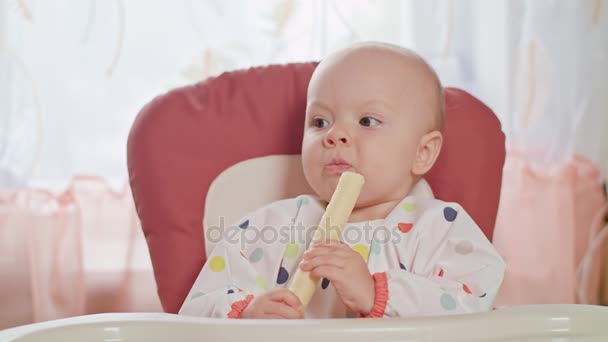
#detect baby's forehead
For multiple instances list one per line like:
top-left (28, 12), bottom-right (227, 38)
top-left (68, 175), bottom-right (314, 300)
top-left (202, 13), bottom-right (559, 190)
top-left (317, 48), bottom-right (434, 88)
top-left (331, 44), bottom-right (428, 73)
top-left (311, 54), bottom-right (433, 101)
top-left (308, 44), bottom-right (443, 129)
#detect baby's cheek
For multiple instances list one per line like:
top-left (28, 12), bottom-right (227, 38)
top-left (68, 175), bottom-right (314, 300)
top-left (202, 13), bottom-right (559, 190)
top-left (302, 164), bottom-right (331, 201)
top-left (363, 163), bottom-right (410, 197)
top-left (362, 148), bottom-right (395, 174)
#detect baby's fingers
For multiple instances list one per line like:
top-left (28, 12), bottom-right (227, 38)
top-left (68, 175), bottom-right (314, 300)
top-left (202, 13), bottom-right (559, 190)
top-left (304, 243), bottom-right (348, 260)
top-left (264, 302), bottom-right (303, 319)
top-left (309, 265), bottom-right (341, 282)
top-left (300, 254), bottom-right (346, 271)
top-left (271, 289), bottom-right (303, 311)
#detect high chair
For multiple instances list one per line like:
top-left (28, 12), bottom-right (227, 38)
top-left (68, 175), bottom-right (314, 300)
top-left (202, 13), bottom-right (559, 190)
top-left (126, 62), bottom-right (506, 314)
top-left (3, 65), bottom-right (608, 342)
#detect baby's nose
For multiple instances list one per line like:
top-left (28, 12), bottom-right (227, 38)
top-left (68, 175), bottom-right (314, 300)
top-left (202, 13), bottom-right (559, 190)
top-left (325, 129), bottom-right (350, 146)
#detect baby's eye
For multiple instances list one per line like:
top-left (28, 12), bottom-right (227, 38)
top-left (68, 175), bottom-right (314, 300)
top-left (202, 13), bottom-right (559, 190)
top-left (312, 118), bottom-right (330, 128)
top-left (359, 116), bottom-right (382, 127)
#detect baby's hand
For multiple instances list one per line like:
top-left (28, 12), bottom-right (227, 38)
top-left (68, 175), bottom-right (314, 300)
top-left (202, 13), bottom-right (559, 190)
top-left (300, 240), bottom-right (375, 315)
top-left (241, 288), bottom-right (304, 319)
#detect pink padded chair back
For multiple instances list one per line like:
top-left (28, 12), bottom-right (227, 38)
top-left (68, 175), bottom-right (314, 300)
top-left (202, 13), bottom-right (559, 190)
top-left (127, 63), bottom-right (505, 313)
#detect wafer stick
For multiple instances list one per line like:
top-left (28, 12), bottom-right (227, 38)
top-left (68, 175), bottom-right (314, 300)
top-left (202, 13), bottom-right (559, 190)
top-left (287, 171), bottom-right (365, 308)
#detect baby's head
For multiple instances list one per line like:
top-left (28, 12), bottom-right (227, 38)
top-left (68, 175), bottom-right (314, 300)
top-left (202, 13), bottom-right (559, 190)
top-left (301, 42), bottom-right (444, 214)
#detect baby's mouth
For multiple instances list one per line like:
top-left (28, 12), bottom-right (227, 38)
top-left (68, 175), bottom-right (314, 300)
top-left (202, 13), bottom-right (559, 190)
top-left (324, 158), bottom-right (353, 175)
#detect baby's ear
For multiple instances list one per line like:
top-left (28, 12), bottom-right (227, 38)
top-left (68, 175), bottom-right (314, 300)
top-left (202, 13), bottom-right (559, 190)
top-left (412, 130), bottom-right (443, 176)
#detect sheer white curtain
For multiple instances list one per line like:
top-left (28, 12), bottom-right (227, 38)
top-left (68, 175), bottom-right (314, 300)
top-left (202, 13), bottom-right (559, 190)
top-left (509, 0), bottom-right (608, 169)
top-left (0, 0), bottom-right (606, 328)
top-left (0, 0), bottom-right (445, 327)
top-left (1, 0), bottom-right (518, 189)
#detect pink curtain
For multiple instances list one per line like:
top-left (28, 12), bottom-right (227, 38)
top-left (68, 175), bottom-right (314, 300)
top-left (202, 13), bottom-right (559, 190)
top-left (494, 148), bottom-right (606, 306)
top-left (0, 176), bottom-right (161, 329)
top-left (492, 1), bottom-right (607, 306)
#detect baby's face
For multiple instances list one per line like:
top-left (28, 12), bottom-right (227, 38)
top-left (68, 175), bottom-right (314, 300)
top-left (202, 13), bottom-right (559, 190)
top-left (301, 47), bottom-right (436, 208)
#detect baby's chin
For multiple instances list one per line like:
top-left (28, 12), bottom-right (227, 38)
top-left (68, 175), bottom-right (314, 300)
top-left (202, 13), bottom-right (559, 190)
top-left (351, 192), bottom-right (382, 208)
top-left (317, 181), bottom-right (367, 204)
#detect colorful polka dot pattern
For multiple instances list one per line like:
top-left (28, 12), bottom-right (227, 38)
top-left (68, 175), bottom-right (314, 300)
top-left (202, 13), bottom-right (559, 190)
top-left (209, 256), bottom-right (225, 272)
top-left (398, 222), bottom-right (413, 233)
top-left (352, 244), bottom-right (370, 262)
top-left (249, 248), bottom-right (264, 263)
top-left (256, 275), bottom-right (265, 289)
top-left (402, 202), bottom-right (416, 212)
top-left (370, 239), bottom-right (381, 255)
top-left (443, 207), bottom-right (457, 222)
top-left (296, 195), bottom-right (309, 209)
top-left (284, 242), bottom-right (299, 258)
top-left (277, 267), bottom-right (289, 285)
top-left (197, 199), bottom-right (482, 315)
top-left (440, 293), bottom-right (457, 310)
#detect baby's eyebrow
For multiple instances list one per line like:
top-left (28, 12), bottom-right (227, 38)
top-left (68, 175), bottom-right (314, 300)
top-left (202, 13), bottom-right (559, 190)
top-left (306, 100), bottom-right (333, 113)
top-left (358, 99), bottom-right (395, 113)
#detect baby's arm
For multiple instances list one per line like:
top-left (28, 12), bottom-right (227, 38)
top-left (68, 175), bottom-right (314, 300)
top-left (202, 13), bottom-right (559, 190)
top-left (362, 203), bottom-right (506, 318)
top-left (179, 204), bottom-right (290, 318)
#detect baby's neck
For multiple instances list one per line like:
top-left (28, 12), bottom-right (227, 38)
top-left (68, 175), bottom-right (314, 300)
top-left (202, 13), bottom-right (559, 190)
top-left (346, 178), bottom-right (420, 223)
top-left (348, 198), bottom-right (402, 223)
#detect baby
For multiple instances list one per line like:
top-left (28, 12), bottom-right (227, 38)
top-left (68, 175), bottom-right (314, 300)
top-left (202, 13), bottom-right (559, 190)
top-left (179, 42), bottom-right (506, 319)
